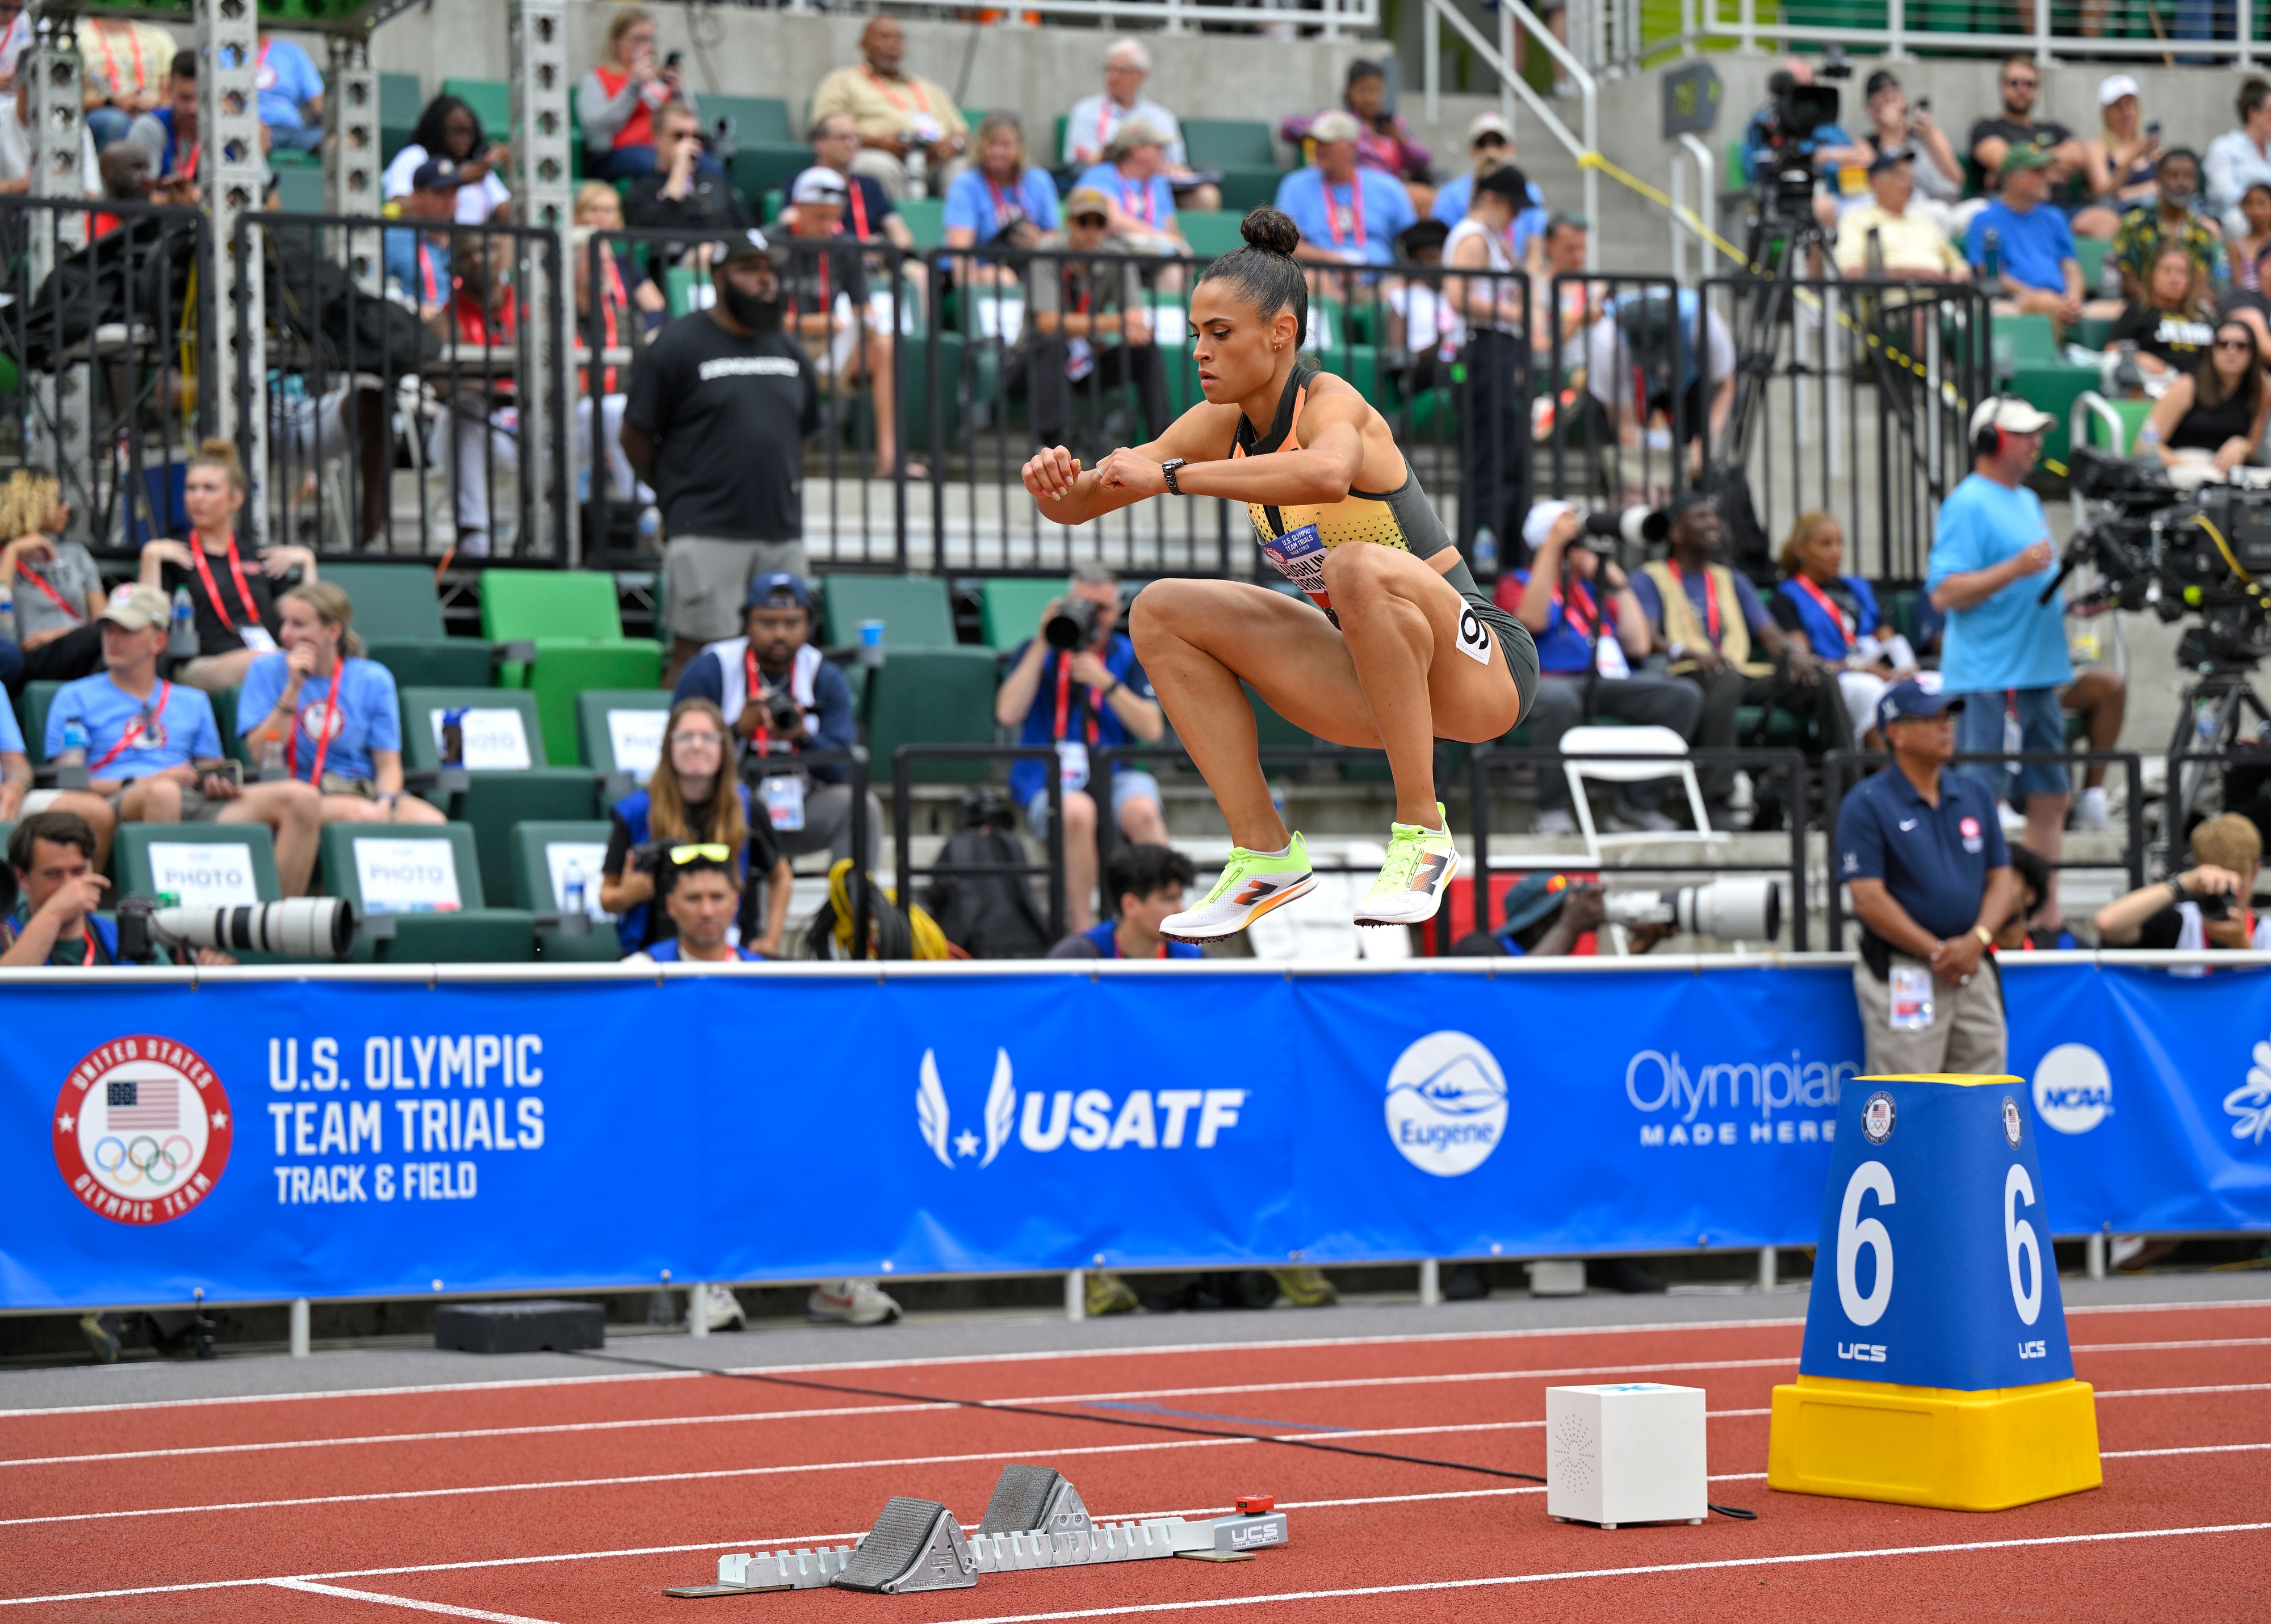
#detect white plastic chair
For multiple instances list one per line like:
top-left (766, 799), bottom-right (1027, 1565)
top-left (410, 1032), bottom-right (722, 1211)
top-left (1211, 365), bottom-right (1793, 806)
top-left (1560, 724), bottom-right (1714, 863)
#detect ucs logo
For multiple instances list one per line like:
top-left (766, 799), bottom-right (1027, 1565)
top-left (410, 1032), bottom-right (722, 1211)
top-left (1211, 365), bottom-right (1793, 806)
top-left (1384, 1031), bottom-right (1507, 1177)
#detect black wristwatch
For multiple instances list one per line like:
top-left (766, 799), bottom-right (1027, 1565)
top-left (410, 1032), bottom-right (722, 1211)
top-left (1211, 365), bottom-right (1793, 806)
top-left (1160, 458), bottom-right (1187, 496)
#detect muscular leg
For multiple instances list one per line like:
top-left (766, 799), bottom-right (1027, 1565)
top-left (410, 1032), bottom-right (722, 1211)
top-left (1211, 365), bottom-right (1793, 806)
top-left (223, 780), bottom-right (323, 895)
top-left (320, 794), bottom-right (445, 826)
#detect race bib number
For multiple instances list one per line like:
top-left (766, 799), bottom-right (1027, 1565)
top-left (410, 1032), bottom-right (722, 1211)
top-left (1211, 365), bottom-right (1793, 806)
top-left (1454, 603), bottom-right (1494, 667)
top-left (1259, 524), bottom-right (1327, 600)
top-left (1888, 964), bottom-right (1934, 1031)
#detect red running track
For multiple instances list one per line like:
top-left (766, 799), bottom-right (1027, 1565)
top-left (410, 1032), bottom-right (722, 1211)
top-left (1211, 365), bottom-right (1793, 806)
top-left (1, 1301), bottom-right (2268, 1622)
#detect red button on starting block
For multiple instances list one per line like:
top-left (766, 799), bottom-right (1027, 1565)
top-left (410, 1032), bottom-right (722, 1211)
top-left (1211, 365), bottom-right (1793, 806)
top-left (1235, 1495), bottom-right (1274, 1516)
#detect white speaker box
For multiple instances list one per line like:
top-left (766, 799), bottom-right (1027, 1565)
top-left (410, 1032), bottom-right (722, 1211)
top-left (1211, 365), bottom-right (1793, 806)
top-left (1545, 1383), bottom-right (1708, 1528)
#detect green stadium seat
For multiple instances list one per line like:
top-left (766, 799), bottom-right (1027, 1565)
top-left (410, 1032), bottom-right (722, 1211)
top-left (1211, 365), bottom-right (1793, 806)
top-left (1992, 313), bottom-right (2061, 376)
top-left (730, 142), bottom-right (815, 213)
top-left (821, 573), bottom-right (958, 649)
top-left (271, 166), bottom-right (325, 213)
top-left (478, 571), bottom-right (663, 767)
top-left (397, 687), bottom-right (601, 908)
top-left (509, 820), bottom-right (622, 962)
top-left (979, 578), bottom-right (1063, 650)
top-left (2073, 236), bottom-right (2111, 294)
top-left (863, 647), bottom-right (999, 785)
top-left (324, 561), bottom-right (493, 690)
top-left (2076, 313), bottom-right (2118, 351)
top-left (898, 198), bottom-right (948, 250)
top-left (380, 72), bottom-right (424, 163)
top-left (2008, 362), bottom-right (2104, 472)
top-left (1885, 588), bottom-right (1918, 644)
top-left (319, 821), bottom-right (534, 963)
top-left (215, 687), bottom-right (253, 770)
top-left (20, 680), bottom-right (65, 764)
top-left (902, 328), bottom-right (965, 456)
top-left (2074, 389), bottom-right (2155, 457)
top-left (577, 689), bottom-right (673, 785)
top-left (439, 78), bottom-right (512, 142)
top-left (1182, 119), bottom-right (1283, 213)
top-left (1178, 210), bottom-right (1248, 259)
top-left (709, 94), bottom-right (794, 146)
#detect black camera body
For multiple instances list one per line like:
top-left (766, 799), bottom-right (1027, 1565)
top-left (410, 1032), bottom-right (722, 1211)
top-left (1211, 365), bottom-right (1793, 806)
top-left (1045, 596), bottom-right (1107, 652)
top-left (1752, 72), bottom-right (1844, 223)
top-left (759, 681), bottom-right (805, 737)
top-left (2063, 448), bottom-right (2271, 669)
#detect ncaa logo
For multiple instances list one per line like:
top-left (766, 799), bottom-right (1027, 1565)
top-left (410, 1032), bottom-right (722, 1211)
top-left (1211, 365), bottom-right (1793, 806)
top-left (52, 1036), bottom-right (233, 1224)
top-left (1384, 1031), bottom-right (1507, 1177)
top-left (2032, 1042), bottom-right (2113, 1134)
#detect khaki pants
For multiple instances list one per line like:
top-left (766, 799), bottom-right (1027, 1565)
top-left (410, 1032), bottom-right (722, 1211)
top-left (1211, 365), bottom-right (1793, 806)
top-left (1851, 956), bottom-right (2007, 1077)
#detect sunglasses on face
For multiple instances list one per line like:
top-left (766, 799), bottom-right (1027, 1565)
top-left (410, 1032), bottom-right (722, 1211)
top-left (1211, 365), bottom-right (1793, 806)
top-left (1071, 213), bottom-right (1108, 228)
top-left (1474, 133), bottom-right (1507, 149)
top-left (2219, 338), bottom-right (2256, 351)
top-left (668, 843), bottom-right (734, 865)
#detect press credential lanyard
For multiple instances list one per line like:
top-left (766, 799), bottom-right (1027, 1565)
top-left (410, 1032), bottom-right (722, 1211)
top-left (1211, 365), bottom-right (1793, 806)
top-left (88, 681), bottom-right (171, 771)
top-left (1791, 573), bottom-right (1854, 651)
top-left (287, 660), bottom-right (343, 785)
top-left (190, 532), bottom-right (262, 631)
top-left (1666, 559), bottom-right (1720, 643)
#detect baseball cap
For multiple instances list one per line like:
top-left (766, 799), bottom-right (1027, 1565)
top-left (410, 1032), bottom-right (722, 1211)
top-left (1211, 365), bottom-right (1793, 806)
top-left (2098, 72), bottom-right (2141, 107)
top-left (410, 157), bottom-right (467, 192)
top-left (790, 167), bottom-right (848, 207)
top-left (1062, 184), bottom-right (1112, 221)
top-left (1863, 68), bottom-right (1901, 98)
top-left (1878, 677), bottom-right (1964, 728)
top-left (2000, 142), bottom-right (2056, 174)
top-left (1867, 143), bottom-right (1913, 174)
top-left (1309, 110), bottom-right (1363, 145)
top-left (1969, 395), bottom-right (2057, 440)
top-left (746, 570), bottom-right (812, 611)
top-left (713, 227), bottom-right (773, 266)
top-left (1466, 111), bottom-right (1511, 144)
top-left (1498, 872), bottom-right (1579, 936)
top-left (1522, 500), bottom-right (1576, 552)
top-left (98, 582), bottom-right (170, 632)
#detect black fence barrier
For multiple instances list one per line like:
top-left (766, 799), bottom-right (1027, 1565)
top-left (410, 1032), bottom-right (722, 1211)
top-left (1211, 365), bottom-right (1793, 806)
top-left (890, 743), bottom-right (1068, 947)
top-left (0, 196), bottom-right (212, 562)
top-left (245, 211), bottom-right (571, 564)
top-left (1547, 271), bottom-right (1689, 514)
top-left (1821, 748), bottom-right (2148, 950)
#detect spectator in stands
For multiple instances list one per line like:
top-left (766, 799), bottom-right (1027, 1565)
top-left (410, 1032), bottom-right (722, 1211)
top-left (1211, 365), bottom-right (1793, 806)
top-left (1971, 53), bottom-right (2114, 238)
top-left (2206, 77), bottom-right (2271, 241)
top-left (1966, 146), bottom-right (2084, 335)
top-left (0, 636), bottom-right (110, 842)
top-left (2107, 245), bottom-right (2216, 380)
top-left (572, 182), bottom-right (665, 326)
top-left (601, 695), bottom-right (789, 959)
top-left (1275, 110), bottom-right (1414, 271)
top-left (1283, 60), bottom-right (1433, 216)
top-left (0, 2), bottom-right (25, 95)
top-left (1444, 165), bottom-right (1535, 558)
top-left (0, 72), bottom-right (99, 198)
top-left (1506, 502), bottom-right (1702, 837)
top-left (2063, 666), bottom-right (2123, 832)
top-left (1431, 114), bottom-right (1547, 267)
top-left (778, 170), bottom-right (919, 481)
top-left (2139, 317), bottom-right (2269, 475)
top-left (793, 113), bottom-right (915, 251)
top-left (1077, 119), bottom-right (1191, 263)
top-left (1047, 843), bottom-right (1203, 960)
top-left (1927, 397), bottom-right (2070, 914)
top-left (1838, 679), bottom-right (2016, 1076)
top-left (1771, 510), bottom-right (1920, 751)
top-left (1740, 61), bottom-right (1867, 229)
top-left (79, 16), bottom-right (174, 153)
top-left (1581, 289), bottom-right (1736, 479)
top-left (623, 845), bottom-right (769, 964)
top-left (2096, 812), bottom-right (2271, 953)
top-left (1533, 213), bottom-right (1597, 375)
top-left (0, 469), bottom-right (103, 687)
top-left (623, 232), bottom-right (816, 677)
top-left (944, 111), bottom-right (1060, 279)
top-left (1451, 872), bottom-right (1674, 957)
top-left (809, 15), bottom-right (969, 203)
top-left (1993, 845), bottom-right (2076, 951)
top-left (1015, 186), bottom-right (1170, 453)
top-left (48, 584), bottom-right (322, 895)
top-left (383, 94), bottom-right (510, 225)
top-left (420, 228), bottom-right (522, 560)
top-left (2084, 74), bottom-right (2162, 220)
top-left (674, 571), bottom-right (877, 871)
top-left (138, 440), bottom-right (314, 695)
top-left (2111, 148), bottom-right (2219, 309)
top-left (2224, 183), bottom-right (2271, 347)
top-left (1635, 491), bottom-right (1848, 829)
top-left (1856, 69), bottom-right (1962, 232)
top-left (0, 811), bottom-right (230, 967)
top-left (1834, 148), bottom-right (1969, 282)
top-left (1062, 39), bottom-right (1218, 214)
top-left (237, 582), bottom-right (444, 828)
top-left (569, 221), bottom-right (648, 508)
top-left (996, 563), bottom-right (1167, 933)
top-left (577, 6), bottom-right (692, 182)
top-left (382, 158), bottom-right (462, 318)
top-left (252, 31), bottom-right (323, 153)
top-left (1382, 218), bottom-right (1455, 379)
top-left (625, 99), bottom-right (752, 250)
top-left (97, 142), bottom-right (154, 221)
top-left (125, 49), bottom-right (198, 192)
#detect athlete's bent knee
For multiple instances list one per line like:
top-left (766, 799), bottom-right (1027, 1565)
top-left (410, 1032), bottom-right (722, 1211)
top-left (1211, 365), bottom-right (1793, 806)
top-left (1319, 541), bottom-right (1401, 599)
top-left (1061, 789), bottom-right (1098, 834)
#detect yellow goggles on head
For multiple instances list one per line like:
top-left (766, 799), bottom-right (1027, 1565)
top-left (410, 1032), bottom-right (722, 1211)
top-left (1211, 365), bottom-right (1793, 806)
top-left (668, 843), bottom-right (735, 866)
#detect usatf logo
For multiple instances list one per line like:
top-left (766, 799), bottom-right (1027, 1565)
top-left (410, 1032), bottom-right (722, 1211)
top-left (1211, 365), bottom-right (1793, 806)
top-left (2033, 1043), bottom-right (2114, 1135)
top-left (1861, 1090), bottom-right (1896, 1144)
top-left (1384, 1030), bottom-right (1507, 1177)
top-left (915, 1048), bottom-right (1246, 1165)
top-left (52, 1036), bottom-right (233, 1224)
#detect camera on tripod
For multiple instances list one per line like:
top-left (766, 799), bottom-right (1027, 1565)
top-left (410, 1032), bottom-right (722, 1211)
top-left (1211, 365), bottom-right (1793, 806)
top-left (2057, 447), bottom-right (2271, 669)
top-left (1752, 65), bottom-right (1846, 224)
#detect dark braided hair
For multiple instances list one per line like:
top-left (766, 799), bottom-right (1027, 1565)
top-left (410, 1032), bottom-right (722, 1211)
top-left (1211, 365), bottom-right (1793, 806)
top-left (1195, 207), bottom-right (1308, 347)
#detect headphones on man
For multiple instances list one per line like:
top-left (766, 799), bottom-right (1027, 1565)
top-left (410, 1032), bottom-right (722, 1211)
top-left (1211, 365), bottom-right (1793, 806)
top-left (1972, 395), bottom-right (2009, 460)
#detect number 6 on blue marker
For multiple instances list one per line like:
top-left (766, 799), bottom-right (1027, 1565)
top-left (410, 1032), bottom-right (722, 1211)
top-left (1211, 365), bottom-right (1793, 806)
top-left (2005, 1163), bottom-right (2042, 1326)
top-left (1836, 1160), bottom-right (1894, 1327)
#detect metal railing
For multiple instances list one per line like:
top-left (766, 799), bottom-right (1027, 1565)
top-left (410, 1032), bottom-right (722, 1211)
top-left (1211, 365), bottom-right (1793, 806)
top-left (723, 0), bottom-right (1380, 35)
top-left (1665, 0), bottom-right (2269, 65)
top-left (890, 744), bottom-right (1069, 946)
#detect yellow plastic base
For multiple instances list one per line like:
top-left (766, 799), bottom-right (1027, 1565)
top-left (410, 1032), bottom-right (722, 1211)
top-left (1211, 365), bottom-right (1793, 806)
top-left (1767, 1374), bottom-right (2102, 1511)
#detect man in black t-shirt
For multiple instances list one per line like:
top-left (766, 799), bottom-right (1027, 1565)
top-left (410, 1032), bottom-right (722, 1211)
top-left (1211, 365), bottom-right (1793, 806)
top-left (623, 101), bottom-right (754, 273)
top-left (622, 230), bottom-right (820, 678)
top-left (1969, 54), bottom-right (2117, 238)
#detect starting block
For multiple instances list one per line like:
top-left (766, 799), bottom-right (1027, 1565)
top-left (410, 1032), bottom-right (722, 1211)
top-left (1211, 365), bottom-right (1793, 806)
top-left (670, 1464), bottom-right (1290, 1599)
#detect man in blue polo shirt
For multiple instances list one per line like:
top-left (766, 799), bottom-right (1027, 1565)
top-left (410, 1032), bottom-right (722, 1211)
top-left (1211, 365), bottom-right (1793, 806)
top-left (1838, 679), bottom-right (2020, 1075)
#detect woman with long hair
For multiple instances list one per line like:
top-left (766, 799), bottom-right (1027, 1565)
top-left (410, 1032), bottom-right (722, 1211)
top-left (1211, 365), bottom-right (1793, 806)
top-left (600, 696), bottom-right (791, 956)
top-left (0, 467), bottom-right (105, 684)
top-left (238, 582), bottom-right (446, 826)
top-left (1771, 511), bottom-right (1918, 749)
top-left (1024, 207), bottom-right (1537, 938)
top-left (382, 93), bottom-right (509, 223)
top-left (2106, 244), bottom-right (2216, 380)
top-left (2142, 316), bottom-right (2270, 475)
top-left (942, 111), bottom-right (1059, 283)
top-left (577, 6), bottom-right (692, 181)
top-left (138, 438), bottom-right (317, 694)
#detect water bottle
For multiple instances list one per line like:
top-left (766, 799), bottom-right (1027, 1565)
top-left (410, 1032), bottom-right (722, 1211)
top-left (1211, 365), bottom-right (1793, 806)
top-left (1981, 227), bottom-right (2001, 285)
top-left (60, 713), bottom-right (88, 763)
top-left (906, 137), bottom-right (929, 200)
top-left (167, 586), bottom-right (197, 659)
top-left (1470, 525), bottom-right (1499, 578)
top-left (564, 859), bottom-right (587, 917)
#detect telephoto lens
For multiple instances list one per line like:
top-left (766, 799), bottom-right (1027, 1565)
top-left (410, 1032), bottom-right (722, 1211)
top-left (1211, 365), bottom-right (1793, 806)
top-left (1581, 505), bottom-right (1669, 548)
top-left (1045, 595), bottom-right (1104, 651)
top-left (151, 899), bottom-right (357, 960)
top-left (1602, 878), bottom-right (1780, 942)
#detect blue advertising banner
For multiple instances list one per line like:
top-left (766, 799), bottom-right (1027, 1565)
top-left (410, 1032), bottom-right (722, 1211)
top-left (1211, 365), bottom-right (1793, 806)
top-left (1, 958), bottom-right (2267, 1310)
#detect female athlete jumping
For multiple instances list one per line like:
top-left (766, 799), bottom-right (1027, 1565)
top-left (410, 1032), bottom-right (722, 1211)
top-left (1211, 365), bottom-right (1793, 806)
top-left (1023, 207), bottom-right (1537, 939)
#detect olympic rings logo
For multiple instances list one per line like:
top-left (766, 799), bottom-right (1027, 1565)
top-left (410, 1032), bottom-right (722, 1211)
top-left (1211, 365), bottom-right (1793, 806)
top-left (92, 1134), bottom-right (194, 1187)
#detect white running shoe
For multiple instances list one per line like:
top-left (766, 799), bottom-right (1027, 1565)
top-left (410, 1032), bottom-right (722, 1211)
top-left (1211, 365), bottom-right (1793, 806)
top-left (1354, 808), bottom-right (1461, 928)
top-left (2073, 786), bottom-right (2110, 830)
top-left (1161, 833), bottom-right (1317, 942)
top-left (807, 1279), bottom-right (902, 1326)
top-left (688, 1283), bottom-right (747, 1332)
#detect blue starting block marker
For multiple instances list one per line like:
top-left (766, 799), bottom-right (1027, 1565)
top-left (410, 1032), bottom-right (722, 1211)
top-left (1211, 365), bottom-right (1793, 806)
top-left (1767, 1074), bottom-right (2102, 1511)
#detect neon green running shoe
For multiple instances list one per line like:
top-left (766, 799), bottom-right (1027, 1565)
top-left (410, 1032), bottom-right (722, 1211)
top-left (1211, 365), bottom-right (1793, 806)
top-left (1160, 832), bottom-right (1316, 942)
top-left (1355, 807), bottom-right (1460, 928)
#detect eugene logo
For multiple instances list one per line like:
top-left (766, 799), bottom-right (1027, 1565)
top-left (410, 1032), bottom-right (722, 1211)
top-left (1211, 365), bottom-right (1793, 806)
top-left (1384, 1031), bottom-right (1508, 1178)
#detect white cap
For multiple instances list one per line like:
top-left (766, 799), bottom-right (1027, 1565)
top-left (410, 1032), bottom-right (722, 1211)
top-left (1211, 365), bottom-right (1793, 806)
top-left (1970, 396), bottom-right (2056, 441)
top-left (2098, 72), bottom-right (2141, 107)
top-left (1522, 500), bottom-right (1576, 552)
top-left (1309, 110), bottom-right (1363, 145)
top-left (1467, 111), bottom-right (1511, 143)
top-left (790, 166), bottom-right (848, 206)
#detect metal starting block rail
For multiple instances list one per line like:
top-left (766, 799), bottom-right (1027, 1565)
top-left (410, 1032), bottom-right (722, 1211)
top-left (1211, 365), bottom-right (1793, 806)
top-left (668, 1465), bottom-right (1289, 1599)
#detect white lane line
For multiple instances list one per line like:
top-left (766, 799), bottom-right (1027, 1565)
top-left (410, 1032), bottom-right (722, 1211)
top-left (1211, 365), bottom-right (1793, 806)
top-left (269, 1577), bottom-right (562, 1623)
top-left (2096, 1382), bottom-right (2271, 1398)
top-left (912, 1522), bottom-right (2271, 1624)
top-left (2073, 1336), bottom-right (2271, 1354)
top-left (2103, 1441), bottom-right (2271, 1459)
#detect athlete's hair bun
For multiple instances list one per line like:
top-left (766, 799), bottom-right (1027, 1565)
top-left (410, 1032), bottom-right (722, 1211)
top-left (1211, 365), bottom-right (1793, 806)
top-left (1239, 207), bottom-right (1302, 257)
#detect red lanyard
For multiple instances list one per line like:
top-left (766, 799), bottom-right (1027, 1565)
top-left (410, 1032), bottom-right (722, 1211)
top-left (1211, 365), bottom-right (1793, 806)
top-left (1051, 654), bottom-right (1100, 746)
top-left (1325, 178), bottom-right (1364, 250)
top-left (1553, 578), bottom-right (1601, 638)
top-left (15, 559), bottom-right (81, 620)
top-left (1097, 97), bottom-right (1119, 152)
top-left (984, 174), bottom-right (1022, 229)
top-left (1118, 174), bottom-right (1155, 229)
top-left (864, 66), bottom-right (929, 114)
top-left (1667, 560), bottom-right (1719, 643)
top-left (745, 646), bottom-right (773, 750)
top-left (847, 181), bottom-right (871, 241)
top-left (95, 23), bottom-right (146, 100)
top-left (89, 681), bottom-right (171, 771)
top-left (418, 241), bottom-right (441, 305)
top-left (1791, 574), bottom-right (1853, 644)
top-left (286, 660), bottom-right (343, 784)
top-left (190, 532), bottom-right (261, 631)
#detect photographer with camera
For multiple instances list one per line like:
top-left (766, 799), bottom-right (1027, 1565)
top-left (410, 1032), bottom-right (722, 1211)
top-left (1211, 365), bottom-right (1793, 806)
top-left (1506, 501), bottom-right (1701, 836)
top-left (1838, 681), bottom-right (2018, 1075)
top-left (0, 811), bottom-right (231, 967)
top-left (1741, 60), bottom-right (1869, 231)
top-left (1452, 871), bottom-right (1677, 957)
top-left (2096, 813), bottom-right (2271, 955)
top-left (995, 563), bottom-right (1167, 933)
top-left (1047, 842), bottom-right (1204, 960)
top-left (624, 845), bottom-right (770, 964)
top-left (673, 572), bottom-right (874, 871)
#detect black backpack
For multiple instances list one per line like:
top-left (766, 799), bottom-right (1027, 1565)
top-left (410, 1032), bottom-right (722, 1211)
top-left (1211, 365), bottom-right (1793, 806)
top-left (927, 792), bottom-right (1051, 959)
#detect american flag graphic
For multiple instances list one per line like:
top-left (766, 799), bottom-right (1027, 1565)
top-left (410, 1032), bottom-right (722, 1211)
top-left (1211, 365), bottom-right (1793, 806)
top-left (107, 1078), bottom-right (177, 1132)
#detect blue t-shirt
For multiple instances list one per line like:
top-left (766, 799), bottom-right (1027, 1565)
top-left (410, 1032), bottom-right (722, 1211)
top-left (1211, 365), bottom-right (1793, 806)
top-left (1079, 918), bottom-right (1204, 960)
top-left (1925, 473), bottom-right (2072, 693)
top-left (48, 673), bottom-right (221, 780)
top-left (643, 938), bottom-right (764, 963)
top-left (1008, 632), bottom-right (1154, 807)
top-left (1629, 565), bottom-right (1773, 647)
top-left (944, 166), bottom-right (1062, 241)
top-left (1430, 173), bottom-right (1549, 259)
top-left (254, 38), bottom-right (325, 131)
top-left (1965, 198), bottom-right (2075, 295)
top-left (1075, 162), bottom-right (1178, 235)
top-left (383, 229), bottom-right (451, 305)
top-left (1837, 762), bottom-right (2010, 942)
top-left (1740, 111), bottom-right (1857, 181)
top-left (236, 653), bottom-right (402, 785)
top-left (1272, 167), bottom-right (1416, 267)
top-left (1774, 574), bottom-right (1882, 662)
top-left (0, 699), bottom-right (22, 756)
top-left (1509, 569), bottom-right (1616, 675)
